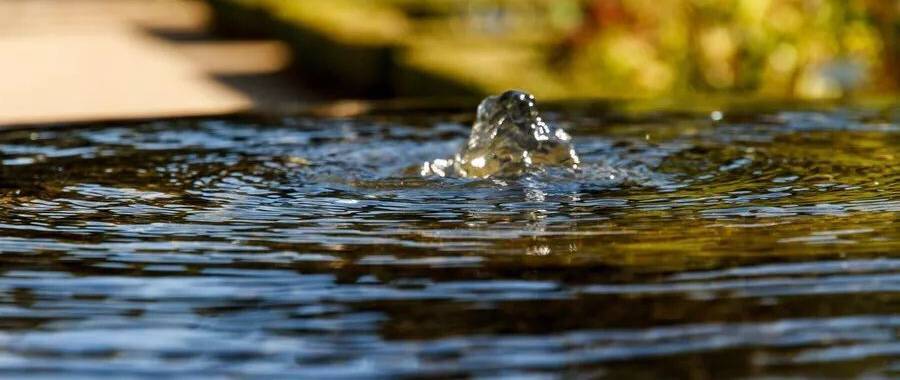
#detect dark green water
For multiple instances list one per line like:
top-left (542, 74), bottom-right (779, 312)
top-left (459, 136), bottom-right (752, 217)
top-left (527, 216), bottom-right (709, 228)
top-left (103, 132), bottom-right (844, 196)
top-left (0, 102), bottom-right (897, 378)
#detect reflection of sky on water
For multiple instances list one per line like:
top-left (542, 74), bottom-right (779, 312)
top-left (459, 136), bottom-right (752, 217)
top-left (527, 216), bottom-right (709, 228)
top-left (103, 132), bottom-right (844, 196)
top-left (0, 106), bottom-right (897, 378)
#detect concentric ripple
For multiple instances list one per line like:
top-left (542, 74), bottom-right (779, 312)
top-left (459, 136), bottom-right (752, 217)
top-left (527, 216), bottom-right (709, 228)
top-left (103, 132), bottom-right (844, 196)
top-left (0, 103), bottom-right (897, 378)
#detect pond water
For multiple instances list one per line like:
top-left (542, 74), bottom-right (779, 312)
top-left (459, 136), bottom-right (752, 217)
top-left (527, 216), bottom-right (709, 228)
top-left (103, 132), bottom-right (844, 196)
top-left (0, 101), bottom-right (897, 378)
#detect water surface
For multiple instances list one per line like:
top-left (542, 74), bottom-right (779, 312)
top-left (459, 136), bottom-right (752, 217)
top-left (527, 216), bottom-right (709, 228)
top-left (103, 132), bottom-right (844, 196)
top-left (0, 102), bottom-right (898, 378)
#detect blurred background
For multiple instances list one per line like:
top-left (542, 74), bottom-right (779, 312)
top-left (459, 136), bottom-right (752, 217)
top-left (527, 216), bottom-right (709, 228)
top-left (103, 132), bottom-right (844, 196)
top-left (1, 0), bottom-right (897, 125)
top-left (211, 0), bottom-right (900, 100)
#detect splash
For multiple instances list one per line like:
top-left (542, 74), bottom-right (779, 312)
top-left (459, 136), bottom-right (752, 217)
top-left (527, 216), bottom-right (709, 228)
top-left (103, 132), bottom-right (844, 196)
top-left (422, 90), bottom-right (580, 178)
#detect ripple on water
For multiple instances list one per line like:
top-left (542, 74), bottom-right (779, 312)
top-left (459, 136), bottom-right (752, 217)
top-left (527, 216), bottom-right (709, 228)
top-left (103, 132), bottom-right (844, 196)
top-left (0, 104), bottom-right (897, 378)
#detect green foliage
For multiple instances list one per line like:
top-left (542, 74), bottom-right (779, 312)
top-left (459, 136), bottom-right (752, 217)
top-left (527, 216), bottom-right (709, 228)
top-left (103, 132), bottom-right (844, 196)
top-left (211, 0), bottom-right (899, 99)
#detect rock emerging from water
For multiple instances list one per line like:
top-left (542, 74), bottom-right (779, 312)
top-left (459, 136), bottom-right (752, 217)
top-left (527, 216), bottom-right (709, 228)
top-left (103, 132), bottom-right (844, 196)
top-left (422, 90), bottom-right (580, 178)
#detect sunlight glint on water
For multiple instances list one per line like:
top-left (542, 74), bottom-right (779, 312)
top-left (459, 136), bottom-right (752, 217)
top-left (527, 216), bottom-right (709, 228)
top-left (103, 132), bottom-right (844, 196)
top-left (0, 104), bottom-right (897, 378)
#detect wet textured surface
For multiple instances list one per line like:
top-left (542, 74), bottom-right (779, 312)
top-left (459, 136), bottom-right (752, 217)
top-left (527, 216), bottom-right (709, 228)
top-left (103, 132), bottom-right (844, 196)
top-left (0, 102), bottom-right (898, 378)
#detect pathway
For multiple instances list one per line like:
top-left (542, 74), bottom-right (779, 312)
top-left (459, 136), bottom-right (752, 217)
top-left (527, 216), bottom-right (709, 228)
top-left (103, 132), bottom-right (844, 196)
top-left (0, 0), bottom-right (308, 126)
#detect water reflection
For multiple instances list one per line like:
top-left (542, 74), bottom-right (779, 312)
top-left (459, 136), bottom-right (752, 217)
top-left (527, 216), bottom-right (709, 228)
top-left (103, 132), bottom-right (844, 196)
top-left (0, 104), bottom-right (897, 378)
